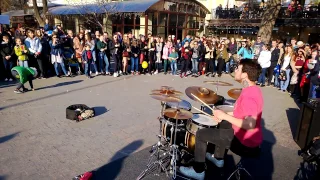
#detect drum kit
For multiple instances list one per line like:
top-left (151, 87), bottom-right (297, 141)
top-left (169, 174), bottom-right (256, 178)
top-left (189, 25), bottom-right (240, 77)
top-left (137, 83), bottom-right (242, 180)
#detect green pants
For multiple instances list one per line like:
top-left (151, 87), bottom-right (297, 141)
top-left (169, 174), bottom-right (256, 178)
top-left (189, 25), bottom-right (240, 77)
top-left (164, 60), bottom-right (169, 73)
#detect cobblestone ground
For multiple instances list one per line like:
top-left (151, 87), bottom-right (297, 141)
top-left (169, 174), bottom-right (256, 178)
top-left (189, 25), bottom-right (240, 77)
top-left (0, 73), bottom-right (303, 180)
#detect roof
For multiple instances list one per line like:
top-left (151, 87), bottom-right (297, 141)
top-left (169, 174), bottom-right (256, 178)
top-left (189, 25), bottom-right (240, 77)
top-left (0, 15), bottom-right (10, 24)
top-left (48, 0), bottom-right (160, 15)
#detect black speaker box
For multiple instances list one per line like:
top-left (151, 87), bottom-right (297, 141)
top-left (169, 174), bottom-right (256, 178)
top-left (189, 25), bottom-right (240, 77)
top-left (295, 102), bottom-right (320, 149)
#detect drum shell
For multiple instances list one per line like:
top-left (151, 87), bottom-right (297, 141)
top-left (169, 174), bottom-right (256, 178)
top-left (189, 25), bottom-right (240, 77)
top-left (186, 113), bottom-right (218, 135)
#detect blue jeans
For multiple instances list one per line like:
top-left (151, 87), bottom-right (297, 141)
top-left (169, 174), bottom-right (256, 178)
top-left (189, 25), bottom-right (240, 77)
top-left (280, 69), bottom-right (291, 91)
top-left (170, 60), bottom-right (177, 75)
top-left (309, 83), bottom-right (320, 98)
top-left (131, 57), bottom-right (138, 72)
top-left (99, 52), bottom-right (109, 73)
top-left (274, 73), bottom-right (280, 87)
top-left (191, 58), bottom-right (199, 74)
top-left (84, 61), bottom-right (98, 76)
top-left (54, 62), bottom-right (68, 76)
top-left (258, 68), bottom-right (267, 84)
top-left (225, 62), bottom-right (230, 73)
top-left (3, 58), bottom-right (13, 79)
top-left (19, 60), bottom-right (29, 67)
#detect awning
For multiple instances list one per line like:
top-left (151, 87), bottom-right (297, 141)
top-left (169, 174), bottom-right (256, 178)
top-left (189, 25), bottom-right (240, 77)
top-left (48, 0), bottom-right (160, 15)
top-left (0, 15), bottom-right (10, 24)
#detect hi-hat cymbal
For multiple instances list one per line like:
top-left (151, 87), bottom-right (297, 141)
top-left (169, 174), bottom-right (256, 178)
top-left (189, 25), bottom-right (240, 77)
top-left (227, 88), bottom-right (242, 100)
top-left (150, 93), bottom-right (182, 103)
top-left (185, 86), bottom-right (219, 104)
top-left (163, 108), bottom-right (193, 120)
top-left (204, 80), bottom-right (233, 86)
top-left (151, 89), bottom-right (183, 96)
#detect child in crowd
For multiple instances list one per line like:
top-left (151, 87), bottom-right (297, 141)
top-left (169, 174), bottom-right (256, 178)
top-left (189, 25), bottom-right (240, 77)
top-left (169, 47), bottom-right (179, 76)
top-left (11, 66), bottom-right (37, 94)
top-left (1, 35), bottom-right (14, 81)
top-left (82, 44), bottom-right (94, 78)
top-left (14, 38), bottom-right (29, 67)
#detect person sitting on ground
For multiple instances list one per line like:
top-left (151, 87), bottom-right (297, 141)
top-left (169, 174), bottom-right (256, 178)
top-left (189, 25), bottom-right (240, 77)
top-left (11, 66), bottom-right (37, 94)
top-left (179, 60), bottom-right (264, 180)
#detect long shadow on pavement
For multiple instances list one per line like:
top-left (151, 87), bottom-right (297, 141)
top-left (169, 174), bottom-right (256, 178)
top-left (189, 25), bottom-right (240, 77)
top-left (36, 80), bottom-right (83, 90)
top-left (0, 132), bottom-right (20, 144)
top-left (0, 175), bottom-right (7, 180)
top-left (93, 106), bottom-right (108, 117)
top-left (92, 140), bottom-right (144, 180)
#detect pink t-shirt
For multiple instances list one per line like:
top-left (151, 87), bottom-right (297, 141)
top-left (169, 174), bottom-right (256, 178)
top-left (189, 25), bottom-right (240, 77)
top-left (232, 86), bottom-right (264, 147)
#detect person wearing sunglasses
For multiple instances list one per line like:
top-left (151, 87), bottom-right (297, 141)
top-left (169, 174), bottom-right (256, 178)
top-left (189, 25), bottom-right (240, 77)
top-left (49, 34), bottom-right (70, 77)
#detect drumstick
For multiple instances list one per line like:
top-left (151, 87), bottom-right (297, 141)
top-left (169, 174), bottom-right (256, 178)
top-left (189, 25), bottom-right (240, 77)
top-left (190, 93), bottom-right (215, 112)
top-left (192, 106), bottom-right (213, 117)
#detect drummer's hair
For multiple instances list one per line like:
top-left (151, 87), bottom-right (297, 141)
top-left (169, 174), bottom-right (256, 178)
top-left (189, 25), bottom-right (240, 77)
top-left (240, 60), bottom-right (261, 82)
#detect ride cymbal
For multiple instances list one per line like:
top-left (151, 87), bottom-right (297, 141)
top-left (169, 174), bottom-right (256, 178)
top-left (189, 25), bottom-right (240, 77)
top-left (150, 93), bottom-right (182, 103)
top-left (163, 108), bottom-right (193, 120)
top-left (227, 88), bottom-right (242, 100)
top-left (185, 86), bottom-right (219, 104)
top-left (204, 80), bottom-right (233, 86)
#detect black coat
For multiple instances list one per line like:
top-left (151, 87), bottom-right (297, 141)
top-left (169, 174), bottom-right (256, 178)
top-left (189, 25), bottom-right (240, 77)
top-left (270, 48), bottom-right (280, 65)
top-left (0, 41), bottom-right (14, 58)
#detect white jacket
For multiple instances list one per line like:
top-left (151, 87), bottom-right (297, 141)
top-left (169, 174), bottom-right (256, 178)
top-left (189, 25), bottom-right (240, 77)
top-left (258, 50), bottom-right (271, 68)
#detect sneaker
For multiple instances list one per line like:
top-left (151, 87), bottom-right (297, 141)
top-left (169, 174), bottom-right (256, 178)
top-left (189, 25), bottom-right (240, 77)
top-left (4, 78), bottom-right (8, 81)
top-left (154, 70), bottom-right (158, 75)
top-left (14, 90), bottom-right (23, 94)
top-left (113, 72), bottom-right (118, 77)
top-left (95, 72), bottom-right (98, 76)
top-left (179, 166), bottom-right (205, 180)
top-left (9, 78), bottom-right (13, 82)
top-left (206, 153), bottom-right (224, 168)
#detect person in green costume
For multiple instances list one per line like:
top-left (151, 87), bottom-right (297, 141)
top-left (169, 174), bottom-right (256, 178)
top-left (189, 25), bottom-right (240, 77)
top-left (11, 66), bottom-right (38, 93)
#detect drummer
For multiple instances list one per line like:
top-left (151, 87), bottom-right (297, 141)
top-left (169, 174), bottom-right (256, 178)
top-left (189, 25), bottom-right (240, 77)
top-left (180, 60), bottom-right (263, 180)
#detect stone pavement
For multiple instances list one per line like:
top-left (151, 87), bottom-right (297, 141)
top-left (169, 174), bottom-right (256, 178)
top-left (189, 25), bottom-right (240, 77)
top-left (0, 73), bottom-right (305, 180)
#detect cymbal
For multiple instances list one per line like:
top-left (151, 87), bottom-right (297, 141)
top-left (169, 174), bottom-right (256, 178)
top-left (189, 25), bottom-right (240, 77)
top-left (151, 89), bottom-right (183, 96)
top-left (227, 88), bottom-right (242, 100)
top-left (185, 86), bottom-right (219, 104)
top-left (150, 93), bottom-right (182, 103)
top-left (163, 108), bottom-right (193, 120)
top-left (204, 80), bottom-right (233, 86)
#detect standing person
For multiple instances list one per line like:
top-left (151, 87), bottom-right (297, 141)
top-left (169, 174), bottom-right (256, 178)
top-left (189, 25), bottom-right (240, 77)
top-left (49, 34), bottom-right (69, 78)
top-left (154, 37), bottom-right (163, 74)
top-left (1, 35), bottom-right (14, 81)
top-left (130, 40), bottom-right (140, 75)
top-left (205, 40), bottom-right (215, 77)
top-left (237, 41), bottom-right (254, 61)
top-left (279, 46), bottom-right (295, 92)
top-left (268, 40), bottom-right (280, 86)
top-left (73, 33), bottom-right (85, 74)
top-left (139, 36), bottom-right (148, 74)
top-left (191, 41), bottom-right (200, 77)
top-left (109, 34), bottom-right (121, 77)
top-left (308, 50), bottom-right (320, 98)
top-left (14, 38), bottom-right (29, 67)
top-left (162, 41), bottom-right (170, 75)
top-left (217, 41), bottom-right (229, 77)
top-left (97, 35), bottom-right (110, 75)
top-left (169, 47), bottom-right (179, 76)
top-left (180, 61), bottom-right (263, 180)
top-left (122, 34), bottom-right (130, 75)
top-left (84, 33), bottom-right (98, 76)
top-left (253, 36), bottom-right (264, 60)
top-left (11, 66), bottom-right (37, 93)
top-left (148, 36), bottom-right (156, 75)
top-left (257, 44), bottom-right (271, 87)
top-left (25, 30), bottom-right (43, 78)
top-left (82, 44), bottom-right (95, 79)
top-left (180, 41), bottom-right (192, 78)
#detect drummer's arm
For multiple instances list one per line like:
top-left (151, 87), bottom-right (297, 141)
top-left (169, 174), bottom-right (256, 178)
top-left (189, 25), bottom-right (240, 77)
top-left (222, 114), bottom-right (257, 130)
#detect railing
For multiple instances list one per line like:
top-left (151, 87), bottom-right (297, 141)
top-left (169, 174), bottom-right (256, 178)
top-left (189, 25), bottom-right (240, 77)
top-left (210, 6), bottom-right (320, 20)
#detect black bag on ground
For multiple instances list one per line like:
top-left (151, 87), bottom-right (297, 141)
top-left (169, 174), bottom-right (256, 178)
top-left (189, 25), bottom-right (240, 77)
top-left (301, 138), bottom-right (320, 164)
top-left (66, 104), bottom-right (95, 122)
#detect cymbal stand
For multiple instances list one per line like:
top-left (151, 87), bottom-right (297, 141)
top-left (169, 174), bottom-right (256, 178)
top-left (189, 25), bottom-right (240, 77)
top-left (169, 109), bottom-right (180, 179)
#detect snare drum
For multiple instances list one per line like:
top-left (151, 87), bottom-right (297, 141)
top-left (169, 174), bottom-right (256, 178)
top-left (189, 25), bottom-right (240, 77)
top-left (186, 113), bottom-right (218, 135)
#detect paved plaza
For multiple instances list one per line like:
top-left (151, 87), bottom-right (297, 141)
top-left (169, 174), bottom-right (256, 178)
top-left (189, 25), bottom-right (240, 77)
top-left (0, 73), bottom-right (308, 180)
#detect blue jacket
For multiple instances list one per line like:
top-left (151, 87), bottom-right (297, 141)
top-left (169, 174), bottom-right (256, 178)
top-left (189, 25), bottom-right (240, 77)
top-left (237, 47), bottom-right (254, 59)
top-left (25, 37), bottom-right (42, 54)
top-left (49, 40), bottom-right (63, 56)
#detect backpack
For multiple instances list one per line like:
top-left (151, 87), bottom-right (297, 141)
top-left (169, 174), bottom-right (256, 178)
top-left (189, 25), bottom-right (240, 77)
top-left (301, 137), bottom-right (320, 163)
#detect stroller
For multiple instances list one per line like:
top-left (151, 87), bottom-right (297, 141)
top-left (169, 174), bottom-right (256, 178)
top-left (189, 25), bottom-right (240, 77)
top-left (63, 47), bottom-right (81, 75)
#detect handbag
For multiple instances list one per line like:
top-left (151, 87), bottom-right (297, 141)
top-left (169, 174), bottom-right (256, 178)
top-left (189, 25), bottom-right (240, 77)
top-left (122, 51), bottom-right (129, 57)
top-left (279, 70), bottom-right (287, 81)
top-left (290, 72), bottom-right (298, 85)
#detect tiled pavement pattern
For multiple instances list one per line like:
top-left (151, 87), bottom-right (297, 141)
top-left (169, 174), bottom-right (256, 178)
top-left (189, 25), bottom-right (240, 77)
top-left (0, 73), bottom-right (305, 179)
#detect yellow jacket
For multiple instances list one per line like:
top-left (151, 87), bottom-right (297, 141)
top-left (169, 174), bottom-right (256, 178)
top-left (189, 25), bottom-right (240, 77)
top-left (14, 45), bottom-right (28, 61)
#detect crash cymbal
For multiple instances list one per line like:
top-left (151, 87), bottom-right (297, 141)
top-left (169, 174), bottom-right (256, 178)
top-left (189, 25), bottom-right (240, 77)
top-left (151, 89), bottom-right (183, 96)
top-left (204, 80), bottom-right (233, 86)
top-left (227, 88), bottom-right (242, 100)
top-left (163, 108), bottom-right (193, 120)
top-left (185, 86), bottom-right (219, 104)
top-left (150, 93), bottom-right (182, 103)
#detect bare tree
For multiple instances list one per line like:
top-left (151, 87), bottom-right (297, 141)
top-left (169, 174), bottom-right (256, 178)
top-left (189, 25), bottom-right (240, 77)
top-left (32, 0), bottom-right (48, 26)
top-left (2, 0), bottom-right (26, 11)
top-left (258, 0), bottom-right (281, 43)
top-left (66, 0), bottom-right (119, 29)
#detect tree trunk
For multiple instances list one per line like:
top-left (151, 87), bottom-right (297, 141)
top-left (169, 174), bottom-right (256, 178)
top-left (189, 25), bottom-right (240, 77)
top-left (42, 0), bottom-right (48, 17)
top-left (32, 0), bottom-right (44, 26)
top-left (258, 0), bottom-right (281, 44)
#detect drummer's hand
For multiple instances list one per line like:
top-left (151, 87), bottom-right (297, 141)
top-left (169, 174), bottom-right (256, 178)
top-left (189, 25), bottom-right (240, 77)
top-left (213, 116), bottom-right (222, 123)
top-left (213, 109), bottom-right (227, 121)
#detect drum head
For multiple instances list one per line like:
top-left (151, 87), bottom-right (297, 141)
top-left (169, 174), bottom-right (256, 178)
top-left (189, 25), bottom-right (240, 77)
top-left (192, 114), bottom-right (217, 126)
top-left (166, 100), bottom-right (191, 111)
top-left (215, 105), bottom-right (234, 114)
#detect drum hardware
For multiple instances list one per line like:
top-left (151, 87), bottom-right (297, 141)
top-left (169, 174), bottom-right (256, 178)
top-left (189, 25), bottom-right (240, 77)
top-left (185, 86), bottom-right (219, 104)
top-left (227, 88), bottom-right (242, 100)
